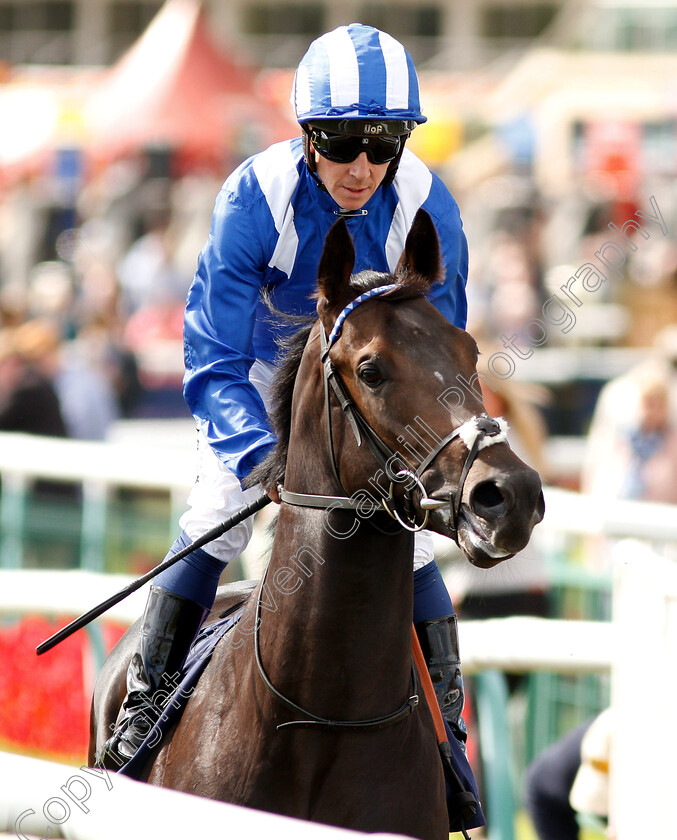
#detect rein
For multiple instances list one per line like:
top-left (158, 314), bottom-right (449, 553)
top-left (253, 562), bottom-right (420, 731)
top-left (280, 285), bottom-right (508, 533)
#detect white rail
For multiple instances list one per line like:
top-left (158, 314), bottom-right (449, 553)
top-left (0, 569), bottom-right (149, 625)
top-left (0, 429), bottom-right (196, 571)
top-left (2, 430), bottom-right (677, 560)
top-left (540, 486), bottom-right (677, 543)
top-left (611, 543), bottom-right (677, 839)
top-left (0, 429), bottom-right (195, 491)
top-left (0, 750), bottom-right (408, 840)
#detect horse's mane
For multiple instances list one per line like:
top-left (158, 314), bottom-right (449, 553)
top-left (246, 269), bottom-right (431, 491)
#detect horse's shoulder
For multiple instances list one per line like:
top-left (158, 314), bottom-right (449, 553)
top-left (207, 579), bottom-right (258, 625)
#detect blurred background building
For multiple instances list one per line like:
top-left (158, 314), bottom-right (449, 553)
top-left (1, 0), bottom-right (676, 68)
top-left (0, 0), bottom-right (570, 68)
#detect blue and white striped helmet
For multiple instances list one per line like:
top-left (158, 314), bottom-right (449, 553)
top-left (291, 23), bottom-right (426, 127)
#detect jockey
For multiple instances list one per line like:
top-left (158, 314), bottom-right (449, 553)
top-left (100, 23), bottom-right (478, 813)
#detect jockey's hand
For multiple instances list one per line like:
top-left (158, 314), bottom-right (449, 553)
top-left (266, 483), bottom-right (281, 505)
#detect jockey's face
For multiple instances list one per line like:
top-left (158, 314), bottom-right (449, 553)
top-left (312, 146), bottom-right (390, 211)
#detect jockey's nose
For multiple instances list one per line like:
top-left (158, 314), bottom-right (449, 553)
top-left (348, 152), bottom-right (371, 177)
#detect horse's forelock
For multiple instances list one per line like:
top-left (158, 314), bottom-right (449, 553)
top-left (350, 268), bottom-right (434, 301)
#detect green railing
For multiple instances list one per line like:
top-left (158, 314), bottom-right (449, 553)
top-left (0, 431), bottom-right (195, 573)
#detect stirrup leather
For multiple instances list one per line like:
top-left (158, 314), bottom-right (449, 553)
top-left (415, 614), bottom-right (467, 743)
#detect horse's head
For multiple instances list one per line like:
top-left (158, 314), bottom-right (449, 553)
top-left (306, 209), bottom-right (544, 568)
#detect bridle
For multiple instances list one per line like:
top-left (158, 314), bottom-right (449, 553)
top-left (256, 284), bottom-right (508, 735)
top-left (279, 284), bottom-right (508, 533)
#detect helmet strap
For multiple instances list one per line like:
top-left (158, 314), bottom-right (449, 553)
top-left (302, 128), bottom-right (328, 192)
top-left (382, 136), bottom-right (408, 187)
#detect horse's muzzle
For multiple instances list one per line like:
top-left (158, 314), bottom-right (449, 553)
top-left (427, 461), bottom-right (545, 568)
top-left (461, 465), bottom-right (545, 567)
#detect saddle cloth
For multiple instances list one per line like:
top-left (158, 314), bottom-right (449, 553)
top-left (117, 605), bottom-right (246, 779)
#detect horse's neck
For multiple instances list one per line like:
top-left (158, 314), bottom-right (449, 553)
top-left (257, 504), bottom-right (415, 722)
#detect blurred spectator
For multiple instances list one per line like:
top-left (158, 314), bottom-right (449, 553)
top-left (616, 371), bottom-right (677, 503)
top-left (121, 295), bottom-right (186, 418)
top-left (467, 230), bottom-right (544, 343)
top-left (110, 204), bottom-right (191, 418)
top-left (116, 210), bottom-right (190, 317)
top-left (76, 155), bottom-right (171, 265)
top-left (582, 358), bottom-right (677, 504)
top-left (56, 325), bottom-right (120, 441)
top-left (66, 218), bottom-right (120, 318)
top-left (168, 173), bottom-right (225, 282)
top-left (0, 319), bottom-right (80, 546)
top-left (0, 317), bottom-right (122, 441)
top-left (525, 710), bottom-right (614, 840)
top-left (568, 709), bottom-right (614, 833)
top-left (0, 320), bottom-right (67, 437)
top-left (27, 261), bottom-right (75, 332)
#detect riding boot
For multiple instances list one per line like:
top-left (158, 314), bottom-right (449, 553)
top-left (415, 614), bottom-right (467, 745)
top-left (98, 585), bottom-right (209, 769)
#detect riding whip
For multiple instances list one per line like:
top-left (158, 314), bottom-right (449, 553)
top-left (36, 492), bottom-right (271, 655)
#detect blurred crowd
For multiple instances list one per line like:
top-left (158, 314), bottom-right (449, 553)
top-left (461, 183), bottom-right (677, 351)
top-left (0, 156), bottom-right (228, 438)
top-left (2, 139), bottom-right (677, 449)
top-left (2, 156), bottom-right (677, 450)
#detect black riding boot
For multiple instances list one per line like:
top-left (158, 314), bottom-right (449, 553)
top-left (415, 614), bottom-right (467, 745)
top-left (98, 585), bottom-right (209, 769)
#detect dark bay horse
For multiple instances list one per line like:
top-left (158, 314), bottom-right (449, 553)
top-left (90, 210), bottom-right (544, 839)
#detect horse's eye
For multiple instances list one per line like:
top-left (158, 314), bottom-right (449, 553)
top-left (358, 364), bottom-right (385, 388)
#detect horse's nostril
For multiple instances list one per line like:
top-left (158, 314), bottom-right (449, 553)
top-left (470, 481), bottom-right (506, 514)
top-left (533, 490), bottom-right (546, 524)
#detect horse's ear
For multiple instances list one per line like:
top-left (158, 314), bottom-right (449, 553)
top-left (317, 218), bottom-right (356, 318)
top-left (395, 209), bottom-right (443, 288)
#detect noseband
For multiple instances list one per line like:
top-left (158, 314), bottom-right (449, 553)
top-left (279, 284), bottom-right (508, 533)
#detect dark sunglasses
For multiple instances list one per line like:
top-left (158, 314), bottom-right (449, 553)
top-left (309, 127), bottom-right (403, 165)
